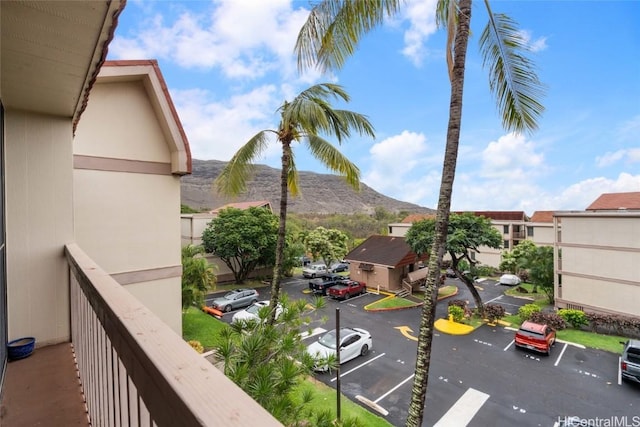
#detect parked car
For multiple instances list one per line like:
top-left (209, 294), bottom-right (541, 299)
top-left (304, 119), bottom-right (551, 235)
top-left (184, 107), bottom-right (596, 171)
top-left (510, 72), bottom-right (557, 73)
top-left (514, 320), bottom-right (556, 355)
top-left (499, 273), bottom-right (521, 286)
top-left (308, 274), bottom-right (345, 296)
top-left (620, 339), bottom-right (640, 384)
top-left (328, 280), bottom-right (367, 300)
top-left (329, 262), bottom-right (349, 273)
top-left (302, 264), bottom-right (328, 278)
top-left (445, 268), bottom-right (456, 278)
top-left (231, 300), bottom-right (283, 325)
top-left (306, 327), bottom-right (372, 372)
top-left (210, 288), bottom-right (259, 313)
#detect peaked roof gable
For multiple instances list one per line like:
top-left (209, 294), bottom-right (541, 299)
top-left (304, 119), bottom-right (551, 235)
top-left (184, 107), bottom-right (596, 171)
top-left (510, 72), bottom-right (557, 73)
top-left (587, 192), bottom-right (640, 210)
top-left (344, 235), bottom-right (425, 268)
top-left (98, 60), bottom-right (192, 175)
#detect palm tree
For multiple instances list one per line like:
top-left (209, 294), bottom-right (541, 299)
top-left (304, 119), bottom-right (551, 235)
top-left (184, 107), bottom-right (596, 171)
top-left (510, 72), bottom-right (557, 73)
top-left (295, 1), bottom-right (545, 425)
top-left (215, 83), bottom-right (375, 324)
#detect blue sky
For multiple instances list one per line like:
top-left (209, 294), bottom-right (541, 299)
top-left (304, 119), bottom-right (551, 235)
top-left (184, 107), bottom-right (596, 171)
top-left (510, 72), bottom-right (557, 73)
top-left (109, 0), bottom-right (640, 214)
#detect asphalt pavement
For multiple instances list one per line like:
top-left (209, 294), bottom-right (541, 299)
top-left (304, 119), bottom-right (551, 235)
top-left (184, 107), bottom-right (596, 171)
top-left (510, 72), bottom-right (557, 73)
top-left (210, 276), bottom-right (640, 427)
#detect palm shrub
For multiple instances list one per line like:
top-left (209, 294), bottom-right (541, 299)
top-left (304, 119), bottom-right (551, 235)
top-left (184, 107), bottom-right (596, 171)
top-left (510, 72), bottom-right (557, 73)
top-left (181, 245), bottom-right (216, 310)
top-left (518, 303), bottom-right (541, 322)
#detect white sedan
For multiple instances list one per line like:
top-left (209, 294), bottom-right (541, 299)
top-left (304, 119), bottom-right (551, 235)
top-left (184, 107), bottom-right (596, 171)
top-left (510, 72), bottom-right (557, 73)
top-left (499, 274), bottom-right (521, 286)
top-left (231, 300), bottom-right (283, 325)
top-left (306, 327), bottom-right (372, 371)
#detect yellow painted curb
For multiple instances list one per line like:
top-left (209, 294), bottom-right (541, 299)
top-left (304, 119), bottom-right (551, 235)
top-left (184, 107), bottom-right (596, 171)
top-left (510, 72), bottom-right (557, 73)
top-left (434, 318), bottom-right (475, 335)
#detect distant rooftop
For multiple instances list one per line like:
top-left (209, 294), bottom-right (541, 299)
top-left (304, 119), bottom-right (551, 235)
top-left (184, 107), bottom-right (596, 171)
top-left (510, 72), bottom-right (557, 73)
top-left (453, 211), bottom-right (529, 221)
top-left (530, 211), bottom-right (555, 223)
top-left (587, 192), bottom-right (640, 211)
top-left (210, 201), bottom-right (272, 214)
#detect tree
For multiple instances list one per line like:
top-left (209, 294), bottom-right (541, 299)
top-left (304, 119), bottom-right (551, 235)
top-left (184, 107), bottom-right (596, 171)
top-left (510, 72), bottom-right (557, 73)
top-left (295, 1), bottom-right (545, 424)
top-left (201, 207), bottom-right (278, 283)
top-left (405, 212), bottom-right (502, 316)
top-left (499, 239), bottom-right (536, 274)
top-left (181, 244), bottom-right (216, 310)
top-left (215, 83), bottom-right (375, 324)
top-left (304, 226), bottom-right (349, 266)
top-left (215, 295), bottom-right (362, 426)
top-left (513, 244), bottom-right (554, 302)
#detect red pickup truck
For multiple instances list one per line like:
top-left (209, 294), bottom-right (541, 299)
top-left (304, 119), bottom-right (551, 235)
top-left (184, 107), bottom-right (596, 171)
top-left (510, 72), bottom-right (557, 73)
top-left (328, 280), bottom-right (367, 300)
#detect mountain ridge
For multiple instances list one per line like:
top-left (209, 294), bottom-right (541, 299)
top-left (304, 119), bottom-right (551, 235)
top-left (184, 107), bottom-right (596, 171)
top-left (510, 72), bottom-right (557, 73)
top-left (181, 159), bottom-right (435, 215)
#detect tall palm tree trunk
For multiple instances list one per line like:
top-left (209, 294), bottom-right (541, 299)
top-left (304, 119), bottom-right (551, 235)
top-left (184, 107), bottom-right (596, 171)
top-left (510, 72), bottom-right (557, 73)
top-left (406, 0), bottom-right (472, 425)
top-left (268, 141), bottom-right (292, 325)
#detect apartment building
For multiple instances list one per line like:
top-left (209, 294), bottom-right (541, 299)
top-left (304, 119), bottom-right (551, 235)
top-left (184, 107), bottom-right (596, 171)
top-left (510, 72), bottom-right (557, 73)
top-left (554, 192), bottom-right (640, 319)
top-left (0, 2), bottom-right (278, 425)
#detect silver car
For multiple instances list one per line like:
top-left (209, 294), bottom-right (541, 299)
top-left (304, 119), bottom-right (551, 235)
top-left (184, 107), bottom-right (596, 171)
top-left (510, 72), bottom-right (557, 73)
top-left (210, 288), bottom-right (259, 313)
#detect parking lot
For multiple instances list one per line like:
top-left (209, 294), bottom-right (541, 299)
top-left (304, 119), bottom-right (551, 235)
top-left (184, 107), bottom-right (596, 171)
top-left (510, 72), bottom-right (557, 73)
top-left (213, 276), bottom-right (640, 426)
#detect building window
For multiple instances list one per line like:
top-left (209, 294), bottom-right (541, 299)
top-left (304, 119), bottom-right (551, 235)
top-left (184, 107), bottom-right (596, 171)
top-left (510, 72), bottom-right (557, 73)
top-left (470, 252), bottom-right (476, 261)
top-left (527, 226), bottom-right (534, 237)
top-left (503, 225), bottom-right (509, 234)
top-left (503, 240), bottom-right (509, 249)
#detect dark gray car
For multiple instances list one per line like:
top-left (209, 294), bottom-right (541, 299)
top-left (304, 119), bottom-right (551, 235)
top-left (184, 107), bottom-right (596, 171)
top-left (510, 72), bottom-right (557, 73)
top-left (211, 288), bottom-right (259, 313)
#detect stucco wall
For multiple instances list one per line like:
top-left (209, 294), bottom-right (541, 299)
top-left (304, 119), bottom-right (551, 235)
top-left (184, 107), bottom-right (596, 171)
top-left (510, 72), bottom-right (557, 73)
top-left (73, 78), bottom-right (183, 333)
top-left (5, 110), bottom-right (74, 345)
top-left (556, 214), bottom-right (640, 318)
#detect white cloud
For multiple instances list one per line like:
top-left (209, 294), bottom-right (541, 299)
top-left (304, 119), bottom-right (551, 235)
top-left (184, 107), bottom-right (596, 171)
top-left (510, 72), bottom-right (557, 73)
top-left (617, 114), bottom-right (640, 141)
top-left (400, 0), bottom-right (439, 66)
top-left (362, 130), bottom-right (442, 205)
top-left (519, 30), bottom-right (548, 53)
top-left (171, 85), bottom-right (283, 161)
top-left (480, 133), bottom-right (545, 180)
top-left (110, 0), bottom-right (310, 81)
top-left (596, 148), bottom-right (640, 167)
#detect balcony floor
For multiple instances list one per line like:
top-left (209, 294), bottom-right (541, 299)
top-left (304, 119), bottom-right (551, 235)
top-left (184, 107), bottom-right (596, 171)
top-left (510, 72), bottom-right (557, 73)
top-left (1, 342), bottom-right (89, 426)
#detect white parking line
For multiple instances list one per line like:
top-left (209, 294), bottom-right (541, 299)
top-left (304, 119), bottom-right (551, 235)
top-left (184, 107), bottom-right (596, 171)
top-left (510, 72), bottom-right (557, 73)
top-left (554, 343), bottom-right (568, 366)
top-left (434, 387), bottom-right (490, 427)
top-left (374, 373), bottom-right (415, 404)
top-left (486, 295), bottom-right (503, 304)
top-left (330, 353), bottom-right (386, 382)
top-left (504, 339), bottom-right (515, 351)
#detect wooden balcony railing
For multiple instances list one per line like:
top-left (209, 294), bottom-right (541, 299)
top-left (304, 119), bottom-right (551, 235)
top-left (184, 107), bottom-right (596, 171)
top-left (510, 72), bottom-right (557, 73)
top-left (65, 243), bottom-right (281, 427)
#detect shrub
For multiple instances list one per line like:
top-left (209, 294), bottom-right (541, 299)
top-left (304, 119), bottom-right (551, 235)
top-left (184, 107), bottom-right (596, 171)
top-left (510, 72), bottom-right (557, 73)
top-left (585, 312), bottom-right (640, 338)
top-left (517, 269), bottom-right (530, 283)
top-left (448, 305), bottom-right (465, 323)
top-left (484, 304), bottom-right (506, 323)
top-left (514, 286), bottom-right (529, 294)
top-left (529, 312), bottom-right (567, 330)
top-left (448, 299), bottom-right (467, 309)
top-left (448, 299), bottom-right (472, 317)
top-left (518, 303), bottom-right (541, 322)
top-left (476, 265), bottom-right (497, 277)
top-left (188, 340), bottom-right (204, 354)
top-left (558, 309), bottom-right (588, 329)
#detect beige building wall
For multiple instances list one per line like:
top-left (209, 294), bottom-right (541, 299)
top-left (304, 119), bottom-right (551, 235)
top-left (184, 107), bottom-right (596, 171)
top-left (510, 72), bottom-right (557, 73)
top-left (5, 110), bottom-right (74, 345)
top-left (555, 212), bottom-right (640, 318)
top-left (73, 76), bottom-right (184, 333)
top-left (181, 214), bottom-right (215, 246)
top-left (528, 223), bottom-right (555, 246)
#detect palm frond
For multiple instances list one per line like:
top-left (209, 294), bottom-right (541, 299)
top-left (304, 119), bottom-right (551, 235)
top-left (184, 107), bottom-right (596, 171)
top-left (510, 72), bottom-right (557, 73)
top-left (436, 0), bottom-right (459, 81)
top-left (305, 135), bottom-right (361, 189)
top-left (215, 131), bottom-right (273, 196)
top-left (287, 155), bottom-right (300, 197)
top-left (295, 0), bottom-right (402, 73)
top-left (480, 2), bottom-right (546, 133)
top-left (282, 83), bottom-right (375, 144)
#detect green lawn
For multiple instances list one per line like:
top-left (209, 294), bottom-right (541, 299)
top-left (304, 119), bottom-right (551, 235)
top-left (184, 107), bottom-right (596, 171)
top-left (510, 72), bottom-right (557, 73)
top-left (182, 307), bottom-right (228, 349)
top-left (293, 379), bottom-right (392, 427)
